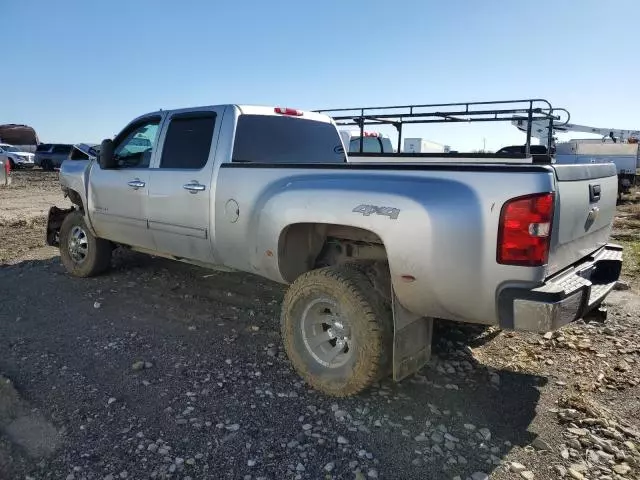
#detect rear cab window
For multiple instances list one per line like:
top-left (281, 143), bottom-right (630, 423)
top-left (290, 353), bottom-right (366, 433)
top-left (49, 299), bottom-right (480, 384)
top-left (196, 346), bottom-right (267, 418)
top-left (232, 115), bottom-right (345, 164)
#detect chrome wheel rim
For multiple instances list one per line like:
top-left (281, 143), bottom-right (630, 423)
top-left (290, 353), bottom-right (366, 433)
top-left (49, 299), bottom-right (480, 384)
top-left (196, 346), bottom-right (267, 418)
top-left (68, 226), bottom-right (88, 264)
top-left (301, 297), bottom-right (353, 368)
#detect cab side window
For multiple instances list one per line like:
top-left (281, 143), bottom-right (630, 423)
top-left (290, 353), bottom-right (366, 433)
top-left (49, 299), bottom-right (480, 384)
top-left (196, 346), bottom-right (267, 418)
top-left (159, 112), bottom-right (216, 170)
top-left (113, 118), bottom-right (161, 169)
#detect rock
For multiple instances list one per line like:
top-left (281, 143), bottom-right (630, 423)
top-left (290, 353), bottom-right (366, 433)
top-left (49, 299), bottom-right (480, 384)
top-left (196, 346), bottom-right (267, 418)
top-left (561, 448), bottom-right (570, 459)
top-left (94, 301), bottom-right (101, 309)
top-left (555, 465), bottom-right (567, 477)
top-left (531, 437), bottom-right (552, 451)
top-left (444, 433), bottom-right (459, 442)
top-left (479, 428), bottom-right (491, 441)
top-left (302, 424), bottom-right (312, 431)
top-left (158, 447), bottom-right (169, 455)
top-left (464, 423), bottom-right (476, 431)
top-left (619, 426), bottom-right (640, 439)
top-left (175, 457), bottom-right (184, 466)
top-left (226, 424), bottom-right (240, 431)
top-left (324, 462), bottom-right (335, 472)
top-left (367, 469), bottom-right (378, 478)
top-left (615, 280), bottom-right (631, 291)
top-left (337, 436), bottom-right (349, 445)
top-left (144, 361), bottom-right (153, 369)
top-left (431, 432), bottom-right (444, 443)
top-left (543, 332), bottom-right (553, 340)
top-left (569, 463), bottom-right (587, 473)
top-left (510, 462), bottom-right (527, 473)
top-left (131, 361), bottom-right (145, 371)
top-left (616, 360), bottom-right (631, 372)
top-left (567, 469), bottom-right (585, 480)
top-left (521, 472), bottom-right (534, 480)
top-left (567, 439), bottom-right (582, 450)
top-left (186, 458), bottom-right (195, 466)
top-left (107, 397), bottom-right (116, 405)
top-left (247, 460), bottom-right (256, 467)
top-left (414, 435), bottom-right (428, 442)
top-left (296, 463), bottom-right (305, 472)
top-left (567, 427), bottom-right (589, 436)
top-left (612, 464), bottom-right (631, 475)
top-left (373, 420), bottom-right (382, 427)
top-left (471, 473), bottom-right (489, 480)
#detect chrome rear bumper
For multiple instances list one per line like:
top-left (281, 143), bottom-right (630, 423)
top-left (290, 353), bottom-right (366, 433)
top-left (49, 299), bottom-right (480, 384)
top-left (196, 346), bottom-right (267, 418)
top-left (499, 244), bottom-right (623, 332)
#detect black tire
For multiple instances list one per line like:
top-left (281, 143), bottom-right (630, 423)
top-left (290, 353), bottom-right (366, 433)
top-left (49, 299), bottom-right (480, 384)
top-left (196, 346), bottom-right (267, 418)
top-left (42, 159), bottom-right (53, 171)
top-left (59, 210), bottom-right (112, 277)
top-left (281, 266), bottom-right (392, 397)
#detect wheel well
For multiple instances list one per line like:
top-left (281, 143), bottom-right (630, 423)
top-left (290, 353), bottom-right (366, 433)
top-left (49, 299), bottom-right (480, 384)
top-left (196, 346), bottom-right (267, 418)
top-left (64, 189), bottom-right (84, 211)
top-left (278, 223), bottom-right (388, 281)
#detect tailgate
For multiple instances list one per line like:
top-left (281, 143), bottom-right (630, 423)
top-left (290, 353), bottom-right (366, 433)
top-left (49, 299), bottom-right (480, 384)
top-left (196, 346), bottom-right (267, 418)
top-left (547, 163), bottom-right (618, 276)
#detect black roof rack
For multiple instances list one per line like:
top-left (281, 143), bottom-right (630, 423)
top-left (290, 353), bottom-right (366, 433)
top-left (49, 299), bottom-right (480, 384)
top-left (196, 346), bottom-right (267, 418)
top-left (315, 99), bottom-right (568, 156)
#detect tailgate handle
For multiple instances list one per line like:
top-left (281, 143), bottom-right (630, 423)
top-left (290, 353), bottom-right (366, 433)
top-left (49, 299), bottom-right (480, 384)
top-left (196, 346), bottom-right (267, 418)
top-left (589, 184), bottom-right (601, 202)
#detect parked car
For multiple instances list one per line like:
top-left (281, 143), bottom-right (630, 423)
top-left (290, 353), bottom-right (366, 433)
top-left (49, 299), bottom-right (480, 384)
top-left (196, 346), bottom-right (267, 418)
top-left (0, 154), bottom-right (10, 186)
top-left (45, 101), bottom-right (622, 397)
top-left (0, 143), bottom-right (35, 169)
top-left (34, 143), bottom-right (74, 170)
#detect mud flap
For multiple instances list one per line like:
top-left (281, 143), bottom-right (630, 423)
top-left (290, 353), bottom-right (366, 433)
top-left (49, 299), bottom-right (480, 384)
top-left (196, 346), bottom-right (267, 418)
top-left (392, 292), bottom-right (433, 381)
top-left (45, 206), bottom-right (74, 247)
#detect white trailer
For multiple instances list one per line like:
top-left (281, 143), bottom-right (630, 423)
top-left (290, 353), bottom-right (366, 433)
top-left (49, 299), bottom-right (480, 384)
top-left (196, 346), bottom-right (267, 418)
top-left (403, 138), bottom-right (450, 153)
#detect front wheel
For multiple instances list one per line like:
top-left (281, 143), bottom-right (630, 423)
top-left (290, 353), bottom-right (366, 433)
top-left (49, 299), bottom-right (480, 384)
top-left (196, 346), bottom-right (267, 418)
top-left (59, 210), bottom-right (112, 277)
top-left (281, 266), bottom-right (392, 397)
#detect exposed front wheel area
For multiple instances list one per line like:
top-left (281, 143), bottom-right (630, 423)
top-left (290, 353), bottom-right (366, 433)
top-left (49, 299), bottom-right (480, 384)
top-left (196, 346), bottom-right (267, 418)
top-left (59, 210), bottom-right (112, 277)
top-left (281, 266), bottom-right (392, 397)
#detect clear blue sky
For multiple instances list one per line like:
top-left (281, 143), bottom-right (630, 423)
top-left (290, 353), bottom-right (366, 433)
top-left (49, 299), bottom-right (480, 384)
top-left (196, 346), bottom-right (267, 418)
top-left (2, 0), bottom-right (639, 151)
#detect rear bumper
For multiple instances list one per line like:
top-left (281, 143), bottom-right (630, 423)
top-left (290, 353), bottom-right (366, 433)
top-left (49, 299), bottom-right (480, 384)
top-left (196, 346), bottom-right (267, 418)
top-left (498, 244), bottom-right (623, 332)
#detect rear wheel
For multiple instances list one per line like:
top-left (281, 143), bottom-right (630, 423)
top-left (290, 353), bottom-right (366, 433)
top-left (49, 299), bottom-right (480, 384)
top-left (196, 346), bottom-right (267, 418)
top-left (281, 266), bottom-right (392, 397)
top-left (59, 210), bottom-right (112, 277)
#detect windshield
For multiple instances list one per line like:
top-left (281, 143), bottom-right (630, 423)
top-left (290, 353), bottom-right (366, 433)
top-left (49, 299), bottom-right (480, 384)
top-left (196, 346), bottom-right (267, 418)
top-left (1, 145), bottom-right (20, 153)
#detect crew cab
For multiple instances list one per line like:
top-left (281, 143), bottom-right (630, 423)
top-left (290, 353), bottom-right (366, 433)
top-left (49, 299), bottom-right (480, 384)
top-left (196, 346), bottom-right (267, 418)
top-left (46, 100), bottom-right (623, 397)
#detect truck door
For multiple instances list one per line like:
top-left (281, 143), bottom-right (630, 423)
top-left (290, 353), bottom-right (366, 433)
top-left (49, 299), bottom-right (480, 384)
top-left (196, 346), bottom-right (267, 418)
top-left (87, 116), bottom-right (161, 250)
top-left (147, 108), bottom-right (221, 263)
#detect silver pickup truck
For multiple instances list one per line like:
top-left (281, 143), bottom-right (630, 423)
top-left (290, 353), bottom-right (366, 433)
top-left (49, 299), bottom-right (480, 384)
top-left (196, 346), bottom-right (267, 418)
top-left (46, 100), bottom-right (623, 397)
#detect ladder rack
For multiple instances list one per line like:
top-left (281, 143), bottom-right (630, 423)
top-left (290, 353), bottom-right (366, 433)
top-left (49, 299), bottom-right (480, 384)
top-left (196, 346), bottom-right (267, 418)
top-left (315, 98), bottom-right (567, 156)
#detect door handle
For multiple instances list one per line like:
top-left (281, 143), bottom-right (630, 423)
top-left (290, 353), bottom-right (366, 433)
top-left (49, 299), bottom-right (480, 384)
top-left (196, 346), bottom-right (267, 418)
top-left (128, 179), bottom-right (145, 190)
top-left (183, 182), bottom-right (206, 193)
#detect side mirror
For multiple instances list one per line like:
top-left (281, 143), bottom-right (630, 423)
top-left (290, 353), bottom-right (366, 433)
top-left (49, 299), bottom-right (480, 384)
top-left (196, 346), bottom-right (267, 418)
top-left (98, 139), bottom-right (116, 169)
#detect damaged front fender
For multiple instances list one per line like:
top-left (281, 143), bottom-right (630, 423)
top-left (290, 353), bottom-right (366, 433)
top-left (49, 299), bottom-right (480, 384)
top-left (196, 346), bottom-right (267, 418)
top-left (45, 206), bottom-right (75, 247)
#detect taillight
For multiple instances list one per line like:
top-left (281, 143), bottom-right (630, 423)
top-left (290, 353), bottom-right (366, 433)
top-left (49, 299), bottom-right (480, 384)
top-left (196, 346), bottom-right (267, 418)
top-left (497, 192), bottom-right (554, 266)
top-left (274, 107), bottom-right (303, 116)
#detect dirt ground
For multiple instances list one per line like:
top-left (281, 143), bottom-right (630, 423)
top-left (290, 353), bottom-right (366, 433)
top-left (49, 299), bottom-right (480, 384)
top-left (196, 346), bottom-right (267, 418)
top-left (0, 171), bottom-right (639, 480)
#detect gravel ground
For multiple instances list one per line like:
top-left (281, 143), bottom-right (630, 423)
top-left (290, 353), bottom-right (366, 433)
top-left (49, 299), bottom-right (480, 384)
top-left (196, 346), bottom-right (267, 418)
top-left (0, 171), bottom-right (639, 480)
